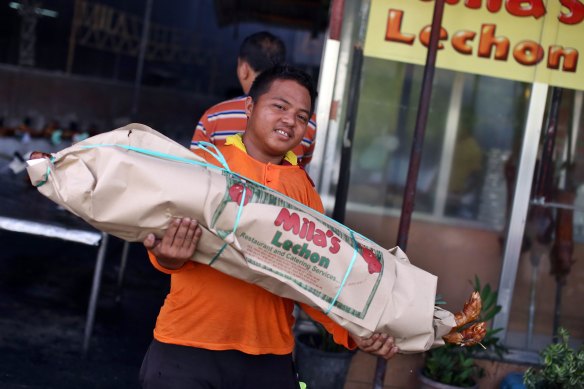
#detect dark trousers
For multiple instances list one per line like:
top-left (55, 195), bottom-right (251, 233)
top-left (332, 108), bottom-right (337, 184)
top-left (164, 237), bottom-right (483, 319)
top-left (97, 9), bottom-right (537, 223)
top-left (139, 339), bottom-right (300, 389)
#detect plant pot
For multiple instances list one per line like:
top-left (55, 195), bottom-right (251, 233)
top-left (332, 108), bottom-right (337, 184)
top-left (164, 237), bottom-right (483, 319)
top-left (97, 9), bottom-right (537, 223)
top-left (417, 370), bottom-right (478, 389)
top-left (294, 333), bottom-right (355, 389)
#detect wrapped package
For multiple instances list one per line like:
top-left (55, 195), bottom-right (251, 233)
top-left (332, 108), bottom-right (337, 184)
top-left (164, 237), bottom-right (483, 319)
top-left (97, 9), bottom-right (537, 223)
top-left (27, 123), bottom-right (456, 352)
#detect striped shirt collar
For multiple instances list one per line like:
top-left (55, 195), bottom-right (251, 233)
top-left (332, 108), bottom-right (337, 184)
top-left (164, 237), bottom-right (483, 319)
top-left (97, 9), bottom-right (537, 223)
top-left (225, 134), bottom-right (298, 166)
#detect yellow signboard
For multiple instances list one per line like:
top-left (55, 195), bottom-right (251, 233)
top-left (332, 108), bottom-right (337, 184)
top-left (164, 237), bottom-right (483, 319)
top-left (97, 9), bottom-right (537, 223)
top-left (364, 0), bottom-right (584, 90)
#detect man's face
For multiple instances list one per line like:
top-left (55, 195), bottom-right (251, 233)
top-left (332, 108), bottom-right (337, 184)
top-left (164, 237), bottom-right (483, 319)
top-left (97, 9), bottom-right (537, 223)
top-left (244, 79), bottom-right (311, 164)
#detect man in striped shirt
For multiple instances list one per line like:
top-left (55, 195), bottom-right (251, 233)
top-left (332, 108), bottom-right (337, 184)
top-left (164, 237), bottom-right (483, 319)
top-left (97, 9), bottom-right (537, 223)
top-left (191, 31), bottom-right (317, 167)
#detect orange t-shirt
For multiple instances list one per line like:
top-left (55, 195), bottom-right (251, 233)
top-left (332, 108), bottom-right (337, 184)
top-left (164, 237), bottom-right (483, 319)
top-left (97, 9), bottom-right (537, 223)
top-left (149, 138), bottom-right (355, 355)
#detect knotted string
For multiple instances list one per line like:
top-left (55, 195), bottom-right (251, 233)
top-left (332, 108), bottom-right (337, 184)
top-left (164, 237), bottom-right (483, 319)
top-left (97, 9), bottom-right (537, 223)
top-left (80, 143), bottom-right (231, 172)
top-left (193, 141), bottom-right (230, 172)
top-left (208, 183), bottom-right (247, 266)
top-left (34, 155), bottom-right (56, 187)
top-left (326, 230), bottom-right (359, 314)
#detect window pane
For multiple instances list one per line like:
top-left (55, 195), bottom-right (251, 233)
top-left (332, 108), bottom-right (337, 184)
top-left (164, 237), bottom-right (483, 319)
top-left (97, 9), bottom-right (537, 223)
top-left (345, 56), bottom-right (530, 230)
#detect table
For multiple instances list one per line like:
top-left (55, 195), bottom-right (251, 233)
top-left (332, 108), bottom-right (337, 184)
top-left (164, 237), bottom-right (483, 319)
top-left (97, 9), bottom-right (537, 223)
top-left (0, 169), bottom-right (127, 356)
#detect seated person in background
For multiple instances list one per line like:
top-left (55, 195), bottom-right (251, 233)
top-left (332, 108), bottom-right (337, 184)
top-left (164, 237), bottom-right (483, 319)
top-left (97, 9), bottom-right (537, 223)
top-left (141, 64), bottom-right (399, 389)
top-left (41, 119), bottom-right (65, 146)
top-left (0, 117), bottom-right (13, 137)
top-left (15, 117), bottom-right (33, 141)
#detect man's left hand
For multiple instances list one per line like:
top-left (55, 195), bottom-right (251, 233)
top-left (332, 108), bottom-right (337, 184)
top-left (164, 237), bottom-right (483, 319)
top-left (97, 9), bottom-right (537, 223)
top-left (352, 333), bottom-right (399, 360)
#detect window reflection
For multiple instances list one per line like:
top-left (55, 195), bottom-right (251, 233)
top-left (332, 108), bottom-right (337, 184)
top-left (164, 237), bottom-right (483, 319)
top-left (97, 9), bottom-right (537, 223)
top-left (345, 57), bottom-right (530, 230)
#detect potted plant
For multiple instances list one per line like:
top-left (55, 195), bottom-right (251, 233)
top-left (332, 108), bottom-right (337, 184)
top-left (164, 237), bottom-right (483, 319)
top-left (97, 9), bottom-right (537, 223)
top-left (419, 276), bottom-right (508, 388)
top-left (523, 327), bottom-right (584, 389)
top-left (294, 318), bottom-right (356, 389)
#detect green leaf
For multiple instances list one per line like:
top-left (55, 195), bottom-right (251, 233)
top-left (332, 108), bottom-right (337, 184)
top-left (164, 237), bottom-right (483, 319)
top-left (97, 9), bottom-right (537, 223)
top-left (473, 275), bottom-right (481, 292)
top-left (482, 289), bottom-right (496, 311)
top-left (482, 283), bottom-right (492, 300)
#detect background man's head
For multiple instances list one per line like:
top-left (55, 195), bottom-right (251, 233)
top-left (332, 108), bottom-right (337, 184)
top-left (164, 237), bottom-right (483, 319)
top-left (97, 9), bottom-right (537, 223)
top-left (237, 31), bottom-right (287, 94)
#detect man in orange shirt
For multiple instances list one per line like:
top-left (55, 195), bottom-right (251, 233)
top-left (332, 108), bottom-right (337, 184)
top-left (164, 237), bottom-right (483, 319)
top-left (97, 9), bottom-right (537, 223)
top-left (191, 31), bottom-right (317, 167)
top-left (142, 65), bottom-right (398, 389)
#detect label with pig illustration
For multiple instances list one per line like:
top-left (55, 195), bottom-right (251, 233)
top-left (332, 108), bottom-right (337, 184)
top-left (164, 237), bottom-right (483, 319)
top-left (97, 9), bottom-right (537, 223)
top-left (209, 172), bottom-right (385, 319)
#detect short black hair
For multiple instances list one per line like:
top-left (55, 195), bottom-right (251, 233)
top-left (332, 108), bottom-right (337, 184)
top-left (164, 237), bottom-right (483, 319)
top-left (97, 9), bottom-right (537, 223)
top-left (248, 64), bottom-right (317, 117)
top-left (238, 31), bottom-right (286, 73)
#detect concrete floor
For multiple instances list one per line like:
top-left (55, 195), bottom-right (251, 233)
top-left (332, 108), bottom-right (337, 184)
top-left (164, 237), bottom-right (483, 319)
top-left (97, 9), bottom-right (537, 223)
top-left (0, 232), bottom-right (167, 388)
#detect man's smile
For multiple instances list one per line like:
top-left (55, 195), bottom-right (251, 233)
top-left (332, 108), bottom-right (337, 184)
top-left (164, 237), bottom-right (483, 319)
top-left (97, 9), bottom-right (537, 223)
top-left (275, 128), bottom-right (292, 139)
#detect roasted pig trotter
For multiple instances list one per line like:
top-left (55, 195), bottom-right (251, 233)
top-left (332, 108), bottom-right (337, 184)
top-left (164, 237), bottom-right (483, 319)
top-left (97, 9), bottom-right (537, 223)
top-left (443, 321), bottom-right (487, 347)
top-left (442, 291), bottom-right (486, 347)
top-left (454, 291), bottom-right (482, 329)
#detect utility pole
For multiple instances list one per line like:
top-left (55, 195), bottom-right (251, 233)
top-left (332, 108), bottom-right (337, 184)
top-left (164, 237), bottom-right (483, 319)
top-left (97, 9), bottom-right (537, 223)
top-left (372, 0), bottom-right (446, 387)
top-left (9, 0), bottom-right (59, 67)
top-left (131, 0), bottom-right (154, 119)
top-left (17, 0), bottom-right (41, 66)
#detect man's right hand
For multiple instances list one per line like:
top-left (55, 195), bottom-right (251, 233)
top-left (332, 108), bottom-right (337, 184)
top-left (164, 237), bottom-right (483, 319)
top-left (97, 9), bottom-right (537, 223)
top-left (143, 217), bottom-right (202, 270)
top-left (352, 333), bottom-right (399, 360)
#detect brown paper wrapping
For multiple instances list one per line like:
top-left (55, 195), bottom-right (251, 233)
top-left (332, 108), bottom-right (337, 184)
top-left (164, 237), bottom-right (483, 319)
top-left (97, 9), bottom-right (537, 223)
top-left (27, 123), bottom-right (456, 352)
